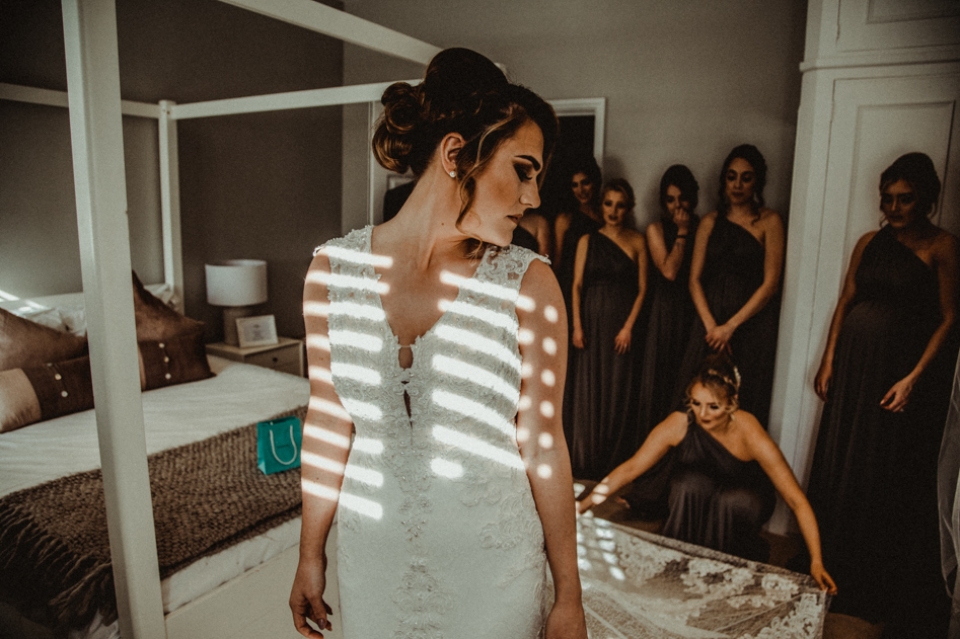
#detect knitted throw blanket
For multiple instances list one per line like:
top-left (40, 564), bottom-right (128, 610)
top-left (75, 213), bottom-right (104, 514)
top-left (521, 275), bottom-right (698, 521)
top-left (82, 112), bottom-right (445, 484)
top-left (0, 405), bottom-right (306, 632)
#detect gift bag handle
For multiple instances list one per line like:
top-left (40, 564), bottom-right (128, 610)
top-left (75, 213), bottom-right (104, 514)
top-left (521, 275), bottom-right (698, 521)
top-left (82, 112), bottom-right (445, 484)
top-left (269, 425), bottom-right (299, 465)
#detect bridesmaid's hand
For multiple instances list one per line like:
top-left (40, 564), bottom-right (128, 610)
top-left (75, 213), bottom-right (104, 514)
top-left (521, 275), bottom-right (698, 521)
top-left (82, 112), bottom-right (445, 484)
top-left (673, 206), bottom-right (692, 233)
top-left (614, 327), bottom-right (632, 354)
top-left (572, 327), bottom-right (585, 349)
top-left (705, 323), bottom-right (734, 353)
top-left (810, 560), bottom-right (838, 595)
top-left (814, 359), bottom-right (833, 401)
top-left (544, 598), bottom-right (588, 639)
top-left (880, 376), bottom-right (915, 412)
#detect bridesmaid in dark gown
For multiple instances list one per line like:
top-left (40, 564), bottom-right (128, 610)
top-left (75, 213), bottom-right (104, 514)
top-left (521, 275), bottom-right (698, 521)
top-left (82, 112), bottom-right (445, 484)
top-left (639, 165), bottom-right (701, 437)
top-left (565, 179), bottom-right (648, 480)
top-left (579, 354), bottom-right (837, 594)
top-left (627, 165), bottom-right (701, 517)
top-left (674, 145), bottom-right (785, 426)
top-left (807, 153), bottom-right (959, 637)
top-left (553, 154), bottom-right (603, 318)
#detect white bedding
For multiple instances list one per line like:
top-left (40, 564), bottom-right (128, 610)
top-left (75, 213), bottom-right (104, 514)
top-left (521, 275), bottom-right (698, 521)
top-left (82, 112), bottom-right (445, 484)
top-left (0, 357), bottom-right (310, 623)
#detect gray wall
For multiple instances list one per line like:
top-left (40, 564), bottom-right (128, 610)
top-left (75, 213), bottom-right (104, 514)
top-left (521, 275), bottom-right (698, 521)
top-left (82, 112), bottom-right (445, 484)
top-left (0, 0), bottom-right (345, 340)
top-left (341, 0), bottom-right (806, 229)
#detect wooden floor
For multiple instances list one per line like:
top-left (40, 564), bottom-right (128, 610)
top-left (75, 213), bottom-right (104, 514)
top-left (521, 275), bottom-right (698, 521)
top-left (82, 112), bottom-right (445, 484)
top-left (592, 498), bottom-right (885, 639)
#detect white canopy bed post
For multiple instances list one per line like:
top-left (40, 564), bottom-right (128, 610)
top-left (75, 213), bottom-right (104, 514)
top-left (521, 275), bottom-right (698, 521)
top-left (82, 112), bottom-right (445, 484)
top-left (159, 99), bottom-right (184, 312)
top-left (61, 0), bottom-right (166, 636)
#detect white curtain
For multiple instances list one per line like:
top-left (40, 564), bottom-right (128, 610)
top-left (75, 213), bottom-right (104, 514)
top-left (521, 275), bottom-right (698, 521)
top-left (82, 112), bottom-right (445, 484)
top-left (939, 351), bottom-right (960, 638)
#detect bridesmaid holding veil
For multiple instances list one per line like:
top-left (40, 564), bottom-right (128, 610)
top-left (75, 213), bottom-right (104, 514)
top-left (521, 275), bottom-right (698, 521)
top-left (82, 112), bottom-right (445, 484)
top-left (565, 179), bottom-right (648, 480)
top-left (807, 153), bottom-right (958, 637)
top-left (674, 145), bottom-right (784, 426)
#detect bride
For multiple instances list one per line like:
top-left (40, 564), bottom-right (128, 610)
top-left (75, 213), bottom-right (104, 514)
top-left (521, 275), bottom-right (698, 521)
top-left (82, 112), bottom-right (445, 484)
top-left (290, 48), bottom-right (587, 639)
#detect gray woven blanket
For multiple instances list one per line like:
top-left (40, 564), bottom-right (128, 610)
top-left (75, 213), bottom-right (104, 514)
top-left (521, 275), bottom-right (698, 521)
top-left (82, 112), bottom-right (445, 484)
top-left (0, 405), bottom-right (306, 632)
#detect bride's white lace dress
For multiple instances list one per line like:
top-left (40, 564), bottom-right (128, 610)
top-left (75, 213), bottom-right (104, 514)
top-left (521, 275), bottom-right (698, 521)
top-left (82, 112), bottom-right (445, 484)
top-left (321, 226), bottom-right (547, 639)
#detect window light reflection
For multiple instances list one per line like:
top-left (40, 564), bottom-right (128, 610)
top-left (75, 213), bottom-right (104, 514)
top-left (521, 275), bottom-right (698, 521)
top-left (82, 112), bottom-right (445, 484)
top-left (431, 457), bottom-right (464, 478)
top-left (540, 369), bottom-right (556, 387)
top-left (440, 271), bottom-right (518, 304)
top-left (303, 422), bottom-right (351, 448)
top-left (434, 325), bottom-right (521, 371)
top-left (352, 437), bottom-right (384, 455)
top-left (344, 464), bottom-right (384, 487)
top-left (539, 401), bottom-right (555, 418)
top-left (542, 337), bottom-right (557, 355)
top-left (439, 300), bottom-right (518, 332)
top-left (608, 566), bottom-right (626, 581)
top-left (301, 451), bottom-right (345, 474)
top-left (322, 245), bottom-right (394, 268)
top-left (331, 362), bottom-right (382, 386)
top-left (328, 329), bottom-right (383, 353)
top-left (340, 397), bottom-right (384, 421)
top-left (432, 390), bottom-right (515, 437)
top-left (536, 464), bottom-right (553, 479)
top-left (308, 270), bottom-right (389, 296)
top-left (544, 305), bottom-right (559, 323)
top-left (538, 432), bottom-right (554, 449)
top-left (432, 425), bottom-right (524, 470)
top-left (308, 366), bottom-right (333, 384)
top-left (306, 334), bottom-right (330, 352)
top-left (518, 328), bottom-right (534, 345)
top-left (307, 398), bottom-right (351, 425)
top-left (330, 301), bottom-right (386, 322)
top-left (432, 355), bottom-right (519, 404)
top-left (303, 300), bottom-right (330, 317)
top-left (303, 476), bottom-right (383, 520)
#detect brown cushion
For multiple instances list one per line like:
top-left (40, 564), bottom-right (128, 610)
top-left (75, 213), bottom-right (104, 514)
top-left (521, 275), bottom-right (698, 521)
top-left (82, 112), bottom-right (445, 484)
top-left (0, 368), bottom-right (42, 433)
top-left (0, 308), bottom-right (88, 372)
top-left (139, 330), bottom-right (213, 390)
top-left (21, 356), bottom-right (95, 423)
top-left (133, 271), bottom-right (204, 342)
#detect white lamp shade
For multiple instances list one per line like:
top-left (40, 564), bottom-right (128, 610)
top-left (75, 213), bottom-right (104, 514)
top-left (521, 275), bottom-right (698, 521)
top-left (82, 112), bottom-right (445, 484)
top-left (205, 260), bottom-right (268, 307)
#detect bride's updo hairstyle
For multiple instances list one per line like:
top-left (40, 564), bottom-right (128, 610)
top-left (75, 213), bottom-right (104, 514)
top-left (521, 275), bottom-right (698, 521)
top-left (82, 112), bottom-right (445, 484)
top-left (373, 48), bottom-right (558, 233)
top-left (686, 353), bottom-right (741, 411)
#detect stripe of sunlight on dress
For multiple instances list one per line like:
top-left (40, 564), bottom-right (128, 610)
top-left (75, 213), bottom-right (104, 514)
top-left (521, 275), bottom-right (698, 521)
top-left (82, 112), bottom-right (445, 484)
top-left (306, 269), bottom-right (389, 296)
top-left (438, 270), bottom-right (535, 312)
top-left (438, 299), bottom-right (518, 333)
top-left (432, 354), bottom-right (520, 405)
top-left (431, 389), bottom-right (516, 437)
top-left (321, 245), bottom-right (394, 269)
top-left (432, 425), bottom-right (525, 471)
top-left (433, 324), bottom-right (521, 372)
top-left (302, 480), bottom-right (383, 520)
top-left (331, 361), bottom-right (382, 386)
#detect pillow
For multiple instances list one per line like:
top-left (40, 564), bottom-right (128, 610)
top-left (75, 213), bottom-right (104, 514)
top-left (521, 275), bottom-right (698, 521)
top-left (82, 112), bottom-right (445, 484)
top-left (0, 356), bottom-right (95, 433)
top-left (133, 272), bottom-right (203, 342)
top-left (138, 329), bottom-right (213, 390)
top-left (0, 308), bottom-right (88, 372)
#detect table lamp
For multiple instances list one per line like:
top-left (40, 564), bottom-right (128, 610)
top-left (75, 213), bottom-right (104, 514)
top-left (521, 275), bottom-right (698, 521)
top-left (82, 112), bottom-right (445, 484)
top-left (205, 259), bottom-right (268, 346)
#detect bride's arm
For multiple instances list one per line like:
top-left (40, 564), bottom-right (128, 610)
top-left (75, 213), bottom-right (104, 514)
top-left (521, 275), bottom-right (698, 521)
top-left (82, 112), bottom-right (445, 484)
top-left (516, 259), bottom-right (587, 639)
top-left (290, 250), bottom-right (355, 638)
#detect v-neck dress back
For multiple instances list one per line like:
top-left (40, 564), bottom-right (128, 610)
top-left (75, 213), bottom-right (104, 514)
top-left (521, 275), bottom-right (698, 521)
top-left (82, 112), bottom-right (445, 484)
top-left (320, 226), bottom-right (549, 639)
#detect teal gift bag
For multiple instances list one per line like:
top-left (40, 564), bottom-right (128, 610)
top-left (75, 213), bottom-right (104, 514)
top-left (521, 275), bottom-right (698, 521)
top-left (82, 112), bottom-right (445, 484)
top-left (257, 415), bottom-right (302, 475)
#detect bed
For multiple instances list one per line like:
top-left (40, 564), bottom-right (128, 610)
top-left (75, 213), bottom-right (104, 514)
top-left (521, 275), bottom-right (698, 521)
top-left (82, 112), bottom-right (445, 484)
top-left (0, 285), bottom-right (328, 639)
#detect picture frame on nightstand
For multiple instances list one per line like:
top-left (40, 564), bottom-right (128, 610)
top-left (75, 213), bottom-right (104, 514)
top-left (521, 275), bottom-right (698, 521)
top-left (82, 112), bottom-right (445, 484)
top-left (236, 314), bottom-right (279, 348)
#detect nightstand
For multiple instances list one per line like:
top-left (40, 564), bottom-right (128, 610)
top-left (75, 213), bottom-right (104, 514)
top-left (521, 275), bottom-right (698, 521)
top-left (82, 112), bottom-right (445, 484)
top-left (205, 337), bottom-right (305, 377)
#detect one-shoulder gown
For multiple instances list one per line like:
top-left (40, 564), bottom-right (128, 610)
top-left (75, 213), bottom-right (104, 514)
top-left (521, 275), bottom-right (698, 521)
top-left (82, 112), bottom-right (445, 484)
top-left (662, 413), bottom-right (776, 561)
top-left (565, 232), bottom-right (644, 480)
top-left (674, 215), bottom-right (780, 425)
top-left (807, 225), bottom-right (956, 635)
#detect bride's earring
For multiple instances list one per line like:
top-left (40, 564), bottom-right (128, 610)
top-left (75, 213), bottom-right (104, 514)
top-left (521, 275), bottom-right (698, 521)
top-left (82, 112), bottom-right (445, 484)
top-left (449, 170), bottom-right (456, 179)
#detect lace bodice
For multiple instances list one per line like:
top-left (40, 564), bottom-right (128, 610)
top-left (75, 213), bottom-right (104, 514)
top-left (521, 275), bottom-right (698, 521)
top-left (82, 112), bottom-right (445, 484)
top-left (318, 226), bottom-right (548, 638)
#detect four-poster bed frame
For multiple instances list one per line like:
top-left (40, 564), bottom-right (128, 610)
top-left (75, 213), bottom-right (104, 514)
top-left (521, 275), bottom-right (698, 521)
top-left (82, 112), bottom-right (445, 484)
top-left (1, 1), bottom-right (439, 637)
